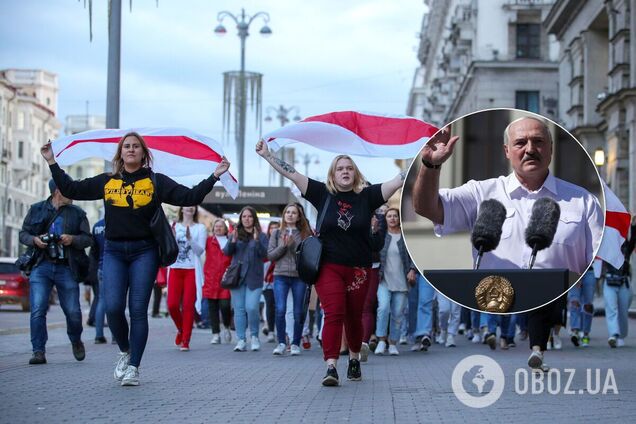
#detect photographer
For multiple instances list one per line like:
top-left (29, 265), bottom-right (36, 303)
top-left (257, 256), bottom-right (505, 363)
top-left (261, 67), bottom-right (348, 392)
top-left (19, 179), bottom-right (92, 365)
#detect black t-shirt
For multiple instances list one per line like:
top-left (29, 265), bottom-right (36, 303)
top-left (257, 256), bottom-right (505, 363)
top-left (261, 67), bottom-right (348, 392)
top-left (303, 178), bottom-right (385, 267)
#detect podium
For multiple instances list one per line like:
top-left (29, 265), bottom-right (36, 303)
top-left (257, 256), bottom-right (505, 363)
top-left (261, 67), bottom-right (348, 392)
top-left (422, 269), bottom-right (578, 313)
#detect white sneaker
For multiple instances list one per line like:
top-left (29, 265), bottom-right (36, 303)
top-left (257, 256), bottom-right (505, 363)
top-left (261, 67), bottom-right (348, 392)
top-left (374, 340), bottom-right (387, 355)
top-left (388, 344), bottom-right (399, 356)
top-left (210, 334), bottom-right (220, 344)
top-left (471, 333), bottom-right (482, 344)
top-left (527, 350), bottom-right (543, 369)
top-left (552, 333), bottom-right (562, 350)
top-left (445, 334), bottom-right (456, 348)
top-left (360, 342), bottom-right (370, 362)
top-left (273, 343), bottom-right (286, 355)
top-left (233, 339), bottom-right (247, 352)
top-left (458, 323), bottom-right (466, 335)
top-left (266, 333), bottom-right (276, 343)
top-left (251, 336), bottom-right (261, 351)
top-left (466, 329), bottom-right (474, 340)
top-left (290, 344), bottom-right (301, 356)
top-left (223, 328), bottom-right (232, 343)
top-left (436, 330), bottom-right (447, 345)
top-left (617, 338), bottom-right (626, 347)
top-left (113, 352), bottom-right (130, 381)
top-left (121, 365), bottom-right (139, 386)
top-left (398, 336), bottom-right (408, 345)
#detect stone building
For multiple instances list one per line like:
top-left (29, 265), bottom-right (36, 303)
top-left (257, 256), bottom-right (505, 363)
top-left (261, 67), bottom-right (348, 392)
top-left (0, 69), bottom-right (61, 257)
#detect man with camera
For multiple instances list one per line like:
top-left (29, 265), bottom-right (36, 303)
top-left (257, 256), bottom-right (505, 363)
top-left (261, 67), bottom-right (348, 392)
top-left (19, 179), bottom-right (92, 365)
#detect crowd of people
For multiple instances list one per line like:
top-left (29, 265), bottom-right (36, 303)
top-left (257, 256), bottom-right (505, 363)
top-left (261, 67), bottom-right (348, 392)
top-left (18, 129), bottom-right (636, 389)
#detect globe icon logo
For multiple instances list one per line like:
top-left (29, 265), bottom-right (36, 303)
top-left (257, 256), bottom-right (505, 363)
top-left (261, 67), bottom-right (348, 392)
top-left (451, 355), bottom-right (505, 408)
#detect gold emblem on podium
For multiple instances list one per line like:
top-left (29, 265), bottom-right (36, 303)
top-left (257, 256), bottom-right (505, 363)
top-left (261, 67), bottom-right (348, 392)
top-left (475, 276), bottom-right (514, 312)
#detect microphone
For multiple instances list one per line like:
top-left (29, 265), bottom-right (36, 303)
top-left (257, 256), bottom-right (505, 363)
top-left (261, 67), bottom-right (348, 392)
top-left (471, 199), bottom-right (507, 269)
top-left (525, 197), bottom-right (560, 269)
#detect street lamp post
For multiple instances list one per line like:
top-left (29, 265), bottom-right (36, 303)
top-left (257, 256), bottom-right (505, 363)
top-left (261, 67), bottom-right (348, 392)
top-left (215, 8), bottom-right (271, 184)
top-left (265, 105), bottom-right (301, 186)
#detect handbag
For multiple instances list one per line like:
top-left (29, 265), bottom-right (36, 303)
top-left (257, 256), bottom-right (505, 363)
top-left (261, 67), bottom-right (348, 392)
top-left (15, 207), bottom-right (64, 275)
top-left (296, 195), bottom-right (331, 285)
top-left (220, 260), bottom-right (242, 289)
top-left (149, 172), bottom-right (179, 267)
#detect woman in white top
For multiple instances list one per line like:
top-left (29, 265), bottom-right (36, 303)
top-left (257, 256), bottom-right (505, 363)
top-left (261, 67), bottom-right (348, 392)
top-left (375, 208), bottom-right (417, 356)
top-left (167, 206), bottom-right (206, 351)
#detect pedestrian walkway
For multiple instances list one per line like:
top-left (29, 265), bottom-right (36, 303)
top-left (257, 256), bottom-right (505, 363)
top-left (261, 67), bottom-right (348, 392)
top-left (0, 305), bottom-right (634, 423)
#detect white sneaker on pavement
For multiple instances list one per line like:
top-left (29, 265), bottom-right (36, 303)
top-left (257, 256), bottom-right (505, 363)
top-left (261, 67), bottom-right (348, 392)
top-left (398, 336), bottom-right (408, 345)
top-left (552, 333), bottom-right (562, 350)
top-left (436, 330), bottom-right (447, 345)
top-left (471, 333), bottom-right (482, 344)
top-left (266, 332), bottom-right (275, 343)
top-left (374, 340), bottom-right (387, 355)
top-left (121, 365), bottom-right (139, 386)
top-left (527, 350), bottom-right (543, 369)
top-left (114, 352), bottom-right (130, 381)
top-left (233, 339), bottom-right (247, 352)
top-left (251, 336), bottom-right (261, 351)
top-left (273, 343), bottom-right (286, 355)
top-left (617, 338), bottom-right (626, 347)
top-left (388, 344), bottom-right (399, 356)
top-left (290, 344), bottom-right (301, 356)
top-left (210, 334), bottom-right (221, 344)
top-left (360, 342), bottom-right (370, 362)
top-left (445, 334), bottom-right (456, 347)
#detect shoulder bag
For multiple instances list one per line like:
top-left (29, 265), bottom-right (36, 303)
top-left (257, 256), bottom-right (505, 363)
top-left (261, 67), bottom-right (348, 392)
top-left (149, 172), bottom-right (179, 267)
top-left (296, 195), bottom-right (331, 285)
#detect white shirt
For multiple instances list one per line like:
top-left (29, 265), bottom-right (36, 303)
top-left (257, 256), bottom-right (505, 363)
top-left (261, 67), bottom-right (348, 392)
top-left (435, 172), bottom-right (603, 274)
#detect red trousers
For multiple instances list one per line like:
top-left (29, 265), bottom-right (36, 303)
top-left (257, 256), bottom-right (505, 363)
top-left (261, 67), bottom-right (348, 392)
top-left (362, 267), bottom-right (380, 343)
top-left (315, 262), bottom-right (371, 361)
top-left (167, 268), bottom-right (196, 345)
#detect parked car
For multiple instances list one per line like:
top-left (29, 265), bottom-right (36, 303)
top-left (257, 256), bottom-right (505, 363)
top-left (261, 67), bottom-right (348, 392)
top-left (0, 257), bottom-right (30, 311)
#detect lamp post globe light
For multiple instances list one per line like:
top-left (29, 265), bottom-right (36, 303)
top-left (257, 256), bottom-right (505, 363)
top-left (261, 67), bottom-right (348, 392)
top-left (265, 105), bottom-right (301, 186)
top-left (215, 8), bottom-right (271, 184)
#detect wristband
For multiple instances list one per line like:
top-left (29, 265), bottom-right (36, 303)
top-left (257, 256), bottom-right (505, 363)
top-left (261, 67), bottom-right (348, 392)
top-left (421, 158), bottom-right (441, 169)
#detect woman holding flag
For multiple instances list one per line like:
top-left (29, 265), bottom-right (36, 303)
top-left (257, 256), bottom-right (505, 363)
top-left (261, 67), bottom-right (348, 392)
top-left (256, 139), bottom-right (404, 386)
top-left (41, 132), bottom-right (230, 386)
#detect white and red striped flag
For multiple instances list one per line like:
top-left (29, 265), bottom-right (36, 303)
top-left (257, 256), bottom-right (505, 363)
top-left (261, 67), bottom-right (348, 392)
top-left (51, 128), bottom-right (239, 198)
top-left (595, 181), bottom-right (632, 271)
top-left (264, 111), bottom-right (438, 159)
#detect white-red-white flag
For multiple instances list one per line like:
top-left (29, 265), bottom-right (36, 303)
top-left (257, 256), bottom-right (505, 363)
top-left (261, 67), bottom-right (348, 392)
top-left (52, 128), bottom-right (239, 198)
top-left (264, 111), bottom-right (438, 159)
top-left (596, 181), bottom-right (631, 269)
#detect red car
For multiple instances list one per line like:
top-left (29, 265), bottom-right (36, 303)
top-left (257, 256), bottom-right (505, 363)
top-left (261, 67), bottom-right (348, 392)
top-left (0, 257), bottom-right (30, 311)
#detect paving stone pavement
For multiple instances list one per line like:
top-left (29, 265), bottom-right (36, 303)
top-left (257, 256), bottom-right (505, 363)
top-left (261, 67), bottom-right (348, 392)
top-left (0, 306), bottom-right (635, 423)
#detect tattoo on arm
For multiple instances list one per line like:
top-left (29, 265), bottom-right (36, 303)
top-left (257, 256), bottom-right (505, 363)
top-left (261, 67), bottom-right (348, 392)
top-left (272, 156), bottom-right (297, 174)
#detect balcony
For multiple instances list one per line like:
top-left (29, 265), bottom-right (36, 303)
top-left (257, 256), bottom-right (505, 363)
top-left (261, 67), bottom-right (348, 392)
top-left (503, 0), bottom-right (555, 10)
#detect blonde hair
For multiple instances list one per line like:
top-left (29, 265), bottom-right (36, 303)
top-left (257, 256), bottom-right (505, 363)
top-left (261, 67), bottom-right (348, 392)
top-left (325, 155), bottom-right (367, 194)
top-left (111, 132), bottom-right (153, 175)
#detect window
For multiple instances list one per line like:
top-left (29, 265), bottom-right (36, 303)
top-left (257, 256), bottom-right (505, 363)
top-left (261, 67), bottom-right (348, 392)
top-left (516, 24), bottom-right (541, 59)
top-left (18, 141), bottom-right (24, 159)
top-left (515, 91), bottom-right (540, 113)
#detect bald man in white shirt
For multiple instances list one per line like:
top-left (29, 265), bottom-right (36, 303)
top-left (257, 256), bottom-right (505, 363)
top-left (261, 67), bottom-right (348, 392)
top-left (412, 116), bottom-right (603, 371)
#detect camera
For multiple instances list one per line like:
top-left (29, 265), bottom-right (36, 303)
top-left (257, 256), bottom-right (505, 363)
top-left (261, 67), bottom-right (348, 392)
top-left (40, 233), bottom-right (65, 260)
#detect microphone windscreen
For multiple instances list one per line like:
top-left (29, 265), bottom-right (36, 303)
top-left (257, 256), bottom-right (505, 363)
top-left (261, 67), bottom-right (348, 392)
top-left (525, 197), bottom-right (560, 251)
top-left (471, 199), bottom-right (507, 253)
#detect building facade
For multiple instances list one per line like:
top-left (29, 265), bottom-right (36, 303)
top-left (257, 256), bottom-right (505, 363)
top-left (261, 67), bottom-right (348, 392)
top-left (545, 0), bottom-right (636, 211)
top-left (0, 69), bottom-right (61, 257)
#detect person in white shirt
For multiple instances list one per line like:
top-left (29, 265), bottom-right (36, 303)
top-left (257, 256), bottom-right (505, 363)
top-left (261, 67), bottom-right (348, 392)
top-left (412, 116), bottom-right (603, 371)
top-left (167, 206), bottom-right (207, 351)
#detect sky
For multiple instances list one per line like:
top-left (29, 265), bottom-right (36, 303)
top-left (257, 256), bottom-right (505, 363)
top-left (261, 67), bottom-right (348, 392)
top-left (0, 0), bottom-right (427, 187)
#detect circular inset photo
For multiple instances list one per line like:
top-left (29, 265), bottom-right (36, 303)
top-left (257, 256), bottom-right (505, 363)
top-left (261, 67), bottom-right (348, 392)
top-left (401, 108), bottom-right (605, 314)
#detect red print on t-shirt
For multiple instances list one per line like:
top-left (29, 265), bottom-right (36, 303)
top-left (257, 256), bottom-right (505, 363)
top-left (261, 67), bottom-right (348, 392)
top-left (337, 200), bottom-right (354, 231)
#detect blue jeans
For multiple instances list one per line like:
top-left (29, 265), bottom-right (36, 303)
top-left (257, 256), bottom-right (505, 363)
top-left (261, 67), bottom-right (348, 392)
top-left (603, 280), bottom-right (633, 338)
top-left (376, 283), bottom-right (408, 342)
top-left (568, 269), bottom-right (596, 333)
top-left (29, 261), bottom-right (83, 352)
top-left (273, 276), bottom-right (306, 345)
top-left (415, 275), bottom-right (435, 337)
top-left (103, 239), bottom-right (159, 367)
top-left (230, 283), bottom-right (263, 340)
top-left (437, 294), bottom-right (461, 335)
top-left (95, 269), bottom-right (107, 338)
top-left (487, 314), bottom-right (513, 338)
top-left (470, 310), bottom-right (488, 330)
